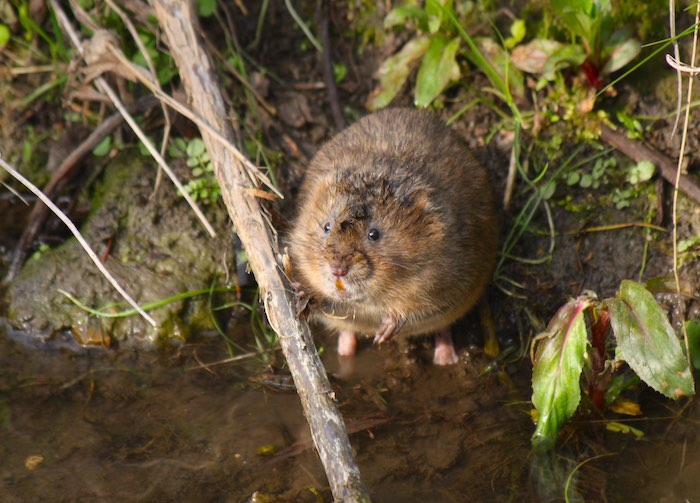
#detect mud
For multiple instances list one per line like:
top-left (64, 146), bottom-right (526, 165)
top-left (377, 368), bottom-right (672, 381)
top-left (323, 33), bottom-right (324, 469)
top-left (5, 152), bottom-right (232, 347)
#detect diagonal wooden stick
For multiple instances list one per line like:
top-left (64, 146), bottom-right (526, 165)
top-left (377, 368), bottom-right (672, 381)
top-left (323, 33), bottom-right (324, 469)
top-left (148, 1), bottom-right (371, 500)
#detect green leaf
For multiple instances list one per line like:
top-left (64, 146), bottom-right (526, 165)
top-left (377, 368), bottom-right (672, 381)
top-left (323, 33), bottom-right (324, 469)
top-left (511, 39), bottom-right (585, 79)
top-left (197, 0), bottom-right (217, 17)
top-left (187, 138), bottom-right (206, 157)
top-left (504, 19), bottom-right (526, 49)
top-left (425, 0), bottom-right (453, 34)
top-left (384, 6), bottom-right (428, 31)
top-left (580, 173), bottom-right (593, 188)
top-left (531, 296), bottom-right (592, 449)
top-left (366, 36), bottom-right (430, 111)
top-left (566, 171), bottom-right (580, 186)
top-left (601, 30), bottom-right (640, 74)
top-left (627, 160), bottom-right (655, 185)
top-left (605, 280), bottom-right (694, 399)
top-left (92, 136), bottom-right (112, 157)
top-left (472, 37), bottom-right (525, 99)
top-left (414, 36), bottom-right (461, 108)
top-left (686, 319), bottom-right (700, 370)
top-left (333, 63), bottom-right (347, 83)
top-left (0, 24), bottom-right (10, 49)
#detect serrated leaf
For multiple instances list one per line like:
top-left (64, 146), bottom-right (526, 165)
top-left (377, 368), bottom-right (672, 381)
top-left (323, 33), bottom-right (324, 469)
top-left (531, 296), bottom-right (592, 449)
top-left (414, 36), bottom-right (461, 108)
top-left (366, 36), bottom-right (430, 111)
top-left (606, 280), bottom-right (694, 399)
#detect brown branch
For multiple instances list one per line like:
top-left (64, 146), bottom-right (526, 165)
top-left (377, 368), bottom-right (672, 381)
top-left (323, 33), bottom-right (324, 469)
top-left (318, 0), bottom-right (345, 131)
top-left (599, 124), bottom-right (700, 205)
top-left (147, 1), bottom-right (370, 501)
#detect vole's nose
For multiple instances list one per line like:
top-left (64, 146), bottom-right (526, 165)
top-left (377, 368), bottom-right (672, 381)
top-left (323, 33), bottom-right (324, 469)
top-left (330, 263), bottom-right (348, 278)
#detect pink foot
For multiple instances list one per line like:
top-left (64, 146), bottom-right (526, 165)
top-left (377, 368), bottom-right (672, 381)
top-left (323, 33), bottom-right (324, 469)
top-left (338, 329), bottom-right (358, 356)
top-left (433, 329), bottom-right (459, 365)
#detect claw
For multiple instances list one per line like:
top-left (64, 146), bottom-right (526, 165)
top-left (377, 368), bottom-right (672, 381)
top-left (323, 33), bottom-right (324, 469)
top-left (291, 281), bottom-right (309, 315)
top-left (373, 315), bottom-right (405, 345)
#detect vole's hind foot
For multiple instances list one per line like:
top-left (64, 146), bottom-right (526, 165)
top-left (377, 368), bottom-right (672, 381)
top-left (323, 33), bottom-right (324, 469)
top-left (433, 329), bottom-right (459, 365)
top-left (338, 329), bottom-right (358, 356)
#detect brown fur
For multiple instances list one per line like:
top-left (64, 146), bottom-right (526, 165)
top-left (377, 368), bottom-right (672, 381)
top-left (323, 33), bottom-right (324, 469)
top-left (289, 108), bottom-right (499, 339)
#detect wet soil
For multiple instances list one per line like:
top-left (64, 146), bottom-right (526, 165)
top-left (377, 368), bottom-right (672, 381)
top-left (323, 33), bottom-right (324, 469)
top-left (2, 1), bottom-right (700, 502)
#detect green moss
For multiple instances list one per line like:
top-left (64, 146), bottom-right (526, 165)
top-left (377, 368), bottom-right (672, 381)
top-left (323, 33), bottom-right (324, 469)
top-left (611, 0), bottom-right (670, 41)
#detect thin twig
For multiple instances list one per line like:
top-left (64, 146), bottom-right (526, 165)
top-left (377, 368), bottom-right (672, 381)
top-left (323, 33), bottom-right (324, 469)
top-left (669, 0), bottom-right (683, 136)
top-left (98, 77), bottom-right (218, 236)
top-left (148, 1), bottom-right (370, 498)
top-left (319, 0), bottom-right (345, 130)
top-left (670, 0), bottom-right (700, 378)
top-left (503, 144), bottom-right (517, 209)
top-left (50, 0), bottom-right (217, 238)
top-left (102, 43), bottom-right (283, 199)
top-left (284, 0), bottom-right (322, 52)
top-left (102, 0), bottom-right (173, 193)
top-left (200, 35), bottom-right (277, 117)
top-left (0, 156), bottom-right (157, 327)
top-left (6, 95), bottom-right (157, 282)
top-left (599, 124), bottom-right (700, 205)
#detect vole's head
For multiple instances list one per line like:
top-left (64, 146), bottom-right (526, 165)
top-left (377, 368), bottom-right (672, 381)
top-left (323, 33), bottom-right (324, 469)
top-left (290, 170), bottom-right (446, 310)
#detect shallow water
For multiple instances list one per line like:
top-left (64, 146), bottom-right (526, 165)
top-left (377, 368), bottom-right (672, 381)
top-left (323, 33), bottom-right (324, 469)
top-left (2, 323), bottom-right (698, 502)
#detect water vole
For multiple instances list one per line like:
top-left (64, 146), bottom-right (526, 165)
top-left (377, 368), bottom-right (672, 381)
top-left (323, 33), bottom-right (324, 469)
top-left (289, 108), bottom-right (498, 365)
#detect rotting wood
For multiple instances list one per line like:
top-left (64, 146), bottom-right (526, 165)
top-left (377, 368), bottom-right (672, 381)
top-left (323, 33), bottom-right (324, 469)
top-left (148, 1), bottom-right (371, 501)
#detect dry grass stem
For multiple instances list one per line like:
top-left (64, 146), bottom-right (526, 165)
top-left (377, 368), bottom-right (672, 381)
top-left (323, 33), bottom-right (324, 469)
top-left (669, 0), bottom-right (700, 373)
top-left (104, 43), bottom-right (283, 199)
top-left (50, 0), bottom-right (217, 238)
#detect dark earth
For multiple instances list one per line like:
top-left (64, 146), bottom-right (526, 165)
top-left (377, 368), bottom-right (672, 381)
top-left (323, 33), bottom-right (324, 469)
top-left (2, 1), bottom-right (700, 501)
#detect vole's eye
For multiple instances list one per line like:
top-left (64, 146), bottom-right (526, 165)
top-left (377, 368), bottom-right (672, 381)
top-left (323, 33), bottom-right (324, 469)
top-left (323, 222), bottom-right (331, 234)
top-left (367, 228), bottom-right (381, 241)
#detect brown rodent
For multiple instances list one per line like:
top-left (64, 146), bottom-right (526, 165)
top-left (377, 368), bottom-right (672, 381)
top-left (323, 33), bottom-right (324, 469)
top-left (289, 108), bottom-right (498, 365)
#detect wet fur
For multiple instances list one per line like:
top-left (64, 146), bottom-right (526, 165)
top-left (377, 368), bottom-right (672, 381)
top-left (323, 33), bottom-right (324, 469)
top-left (289, 108), bottom-right (498, 339)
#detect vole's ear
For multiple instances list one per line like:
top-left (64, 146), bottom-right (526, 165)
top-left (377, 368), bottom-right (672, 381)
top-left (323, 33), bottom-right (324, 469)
top-left (398, 186), bottom-right (437, 215)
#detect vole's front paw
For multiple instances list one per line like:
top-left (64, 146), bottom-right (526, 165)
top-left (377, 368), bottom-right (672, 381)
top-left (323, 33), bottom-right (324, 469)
top-left (373, 315), bottom-right (405, 345)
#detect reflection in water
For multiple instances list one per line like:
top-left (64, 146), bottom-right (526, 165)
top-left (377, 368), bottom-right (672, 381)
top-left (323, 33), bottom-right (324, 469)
top-left (1, 325), bottom-right (698, 502)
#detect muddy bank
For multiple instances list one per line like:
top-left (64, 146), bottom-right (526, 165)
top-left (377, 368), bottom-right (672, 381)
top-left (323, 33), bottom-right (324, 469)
top-left (5, 151), bottom-right (233, 348)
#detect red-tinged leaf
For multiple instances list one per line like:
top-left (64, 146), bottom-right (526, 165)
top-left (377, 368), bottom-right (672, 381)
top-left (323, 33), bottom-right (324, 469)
top-left (601, 35), bottom-right (641, 74)
top-left (531, 295), bottom-right (593, 449)
top-left (511, 39), bottom-right (585, 79)
top-left (605, 280), bottom-right (694, 399)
